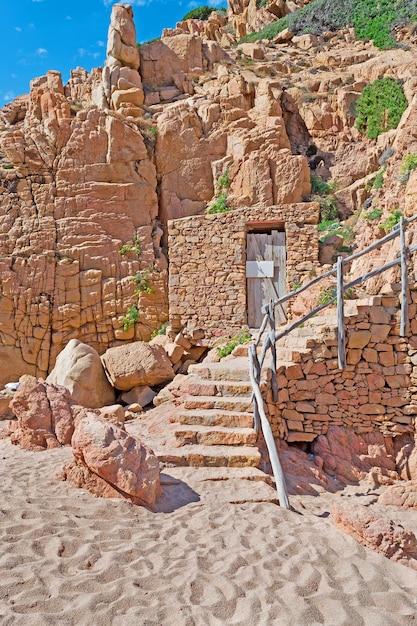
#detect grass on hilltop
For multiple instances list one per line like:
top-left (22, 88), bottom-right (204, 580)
top-left (238, 0), bottom-right (417, 49)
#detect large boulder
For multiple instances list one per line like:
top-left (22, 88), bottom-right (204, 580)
top-left (378, 481), bottom-right (417, 509)
top-left (47, 339), bottom-right (116, 409)
top-left (101, 341), bottom-right (174, 391)
top-left (331, 503), bottom-right (417, 571)
top-left (9, 376), bottom-right (80, 450)
top-left (61, 413), bottom-right (161, 507)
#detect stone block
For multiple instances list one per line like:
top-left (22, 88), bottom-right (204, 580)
top-left (347, 330), bottom-right (371, 349)
top-left (358, 403), bottom-right (386, 415)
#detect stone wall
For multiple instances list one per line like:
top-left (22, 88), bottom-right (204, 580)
top-left (168, 202), bottom-right (320, 336)
top-left (265, 292), bottom-right (417, 442)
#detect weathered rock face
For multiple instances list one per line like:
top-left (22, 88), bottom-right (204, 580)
top-left (46, 339), bottom-right (116, 408)
top-left (155, 74), bottom-right (310, 223)
top-left (101, 341), bottom-right (174, 390)
top-left (61, 413), bottom-right (161, 507)
top-left (9, 376), bottom-right (81, 450)
top-left (331, 502), bottom-right (417, 570)
top-left (0, 64), bottom-right (168, 386)
top-left (312, 426), bottom-right (400, 485)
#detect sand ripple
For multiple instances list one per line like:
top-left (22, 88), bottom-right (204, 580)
top-left (0, 439), bottom-right (416, 625)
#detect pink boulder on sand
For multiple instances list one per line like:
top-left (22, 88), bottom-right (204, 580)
top-left (331, 502), bottom-right (417, 570)
top-left (9, 376), bottom-right (80, 450)
top-left (61, 413), bottom-right (161, 508)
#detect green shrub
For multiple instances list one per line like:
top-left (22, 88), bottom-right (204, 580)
top-left (318, 196), bottom-right (338, 222)
top-left (2, 164), bottom-right (14, 169)
top-left (372, 167), bottom-right (386, 190)
top-left (217, 329), bottom-right (252, 358)
top-left (207, 169), bottom-right (231, 214)
top-left (207, 191), bottom-right (229, 214)
top-left (364, 207), bottom-right (383, 220)
top-left (317, 285), bottom-right (355, 306)
top-left (352, 0), bottom-right (396, 49)
top-left (122, 304), bottom-right (140, 331)
top-left (150, 322), bottom-right (169, 339)
top-left (399, 153), bottom-right (417, 184)
top-left (318, 219), bottom-right (340, 232)
top-left (355, 78), bottom-right (408, 140)
top-left (379, 209), bottom-right (403, 233)
top-left (182, 6), bottom-right (215, 21)
top-left (132, 268), bottom-right (153, 295)
top-left (311, 174), bottom-right (336, 195)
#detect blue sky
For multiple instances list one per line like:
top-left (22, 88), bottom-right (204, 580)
top-left (1, 0), bottom-right (226, 104)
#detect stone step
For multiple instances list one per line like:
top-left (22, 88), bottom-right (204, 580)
top-left (157, 444), bottom-right (262, 468)
top-left (157, 467), bottom-right (278, 508)
top-left (188, 357), bottom-right (257, 381)
top-left (175, 424), bottom-right (258, 446)
top-left (179, 408), bottom-right (254, 428)
top-left (183, 378), bottom-right (254, 397)
top-left (184, 394), bottom-right (253, 412)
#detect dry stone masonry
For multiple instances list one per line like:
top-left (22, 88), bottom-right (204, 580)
top-left (168, 203), bottom-right (320, 336)
top-left (265, 292), bottom-right (417, 442)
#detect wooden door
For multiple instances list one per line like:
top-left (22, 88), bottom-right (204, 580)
top-left (246, 231), bottom-right (286, 328)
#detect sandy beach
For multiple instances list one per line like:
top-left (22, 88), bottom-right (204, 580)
top-left (0, 437), bottom-right (416, 626)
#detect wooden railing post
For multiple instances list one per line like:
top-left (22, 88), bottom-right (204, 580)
top-left (267, 302), bottom-right (278, 402)
top-left (400, 216), bottom-right (409, 337)
top-left (248, 344), bottom-right (290, 509)
top-left (336, 255), bottom-right (346, 370)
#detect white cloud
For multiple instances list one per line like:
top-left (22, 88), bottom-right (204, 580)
top-left (97, 40), bottom-right (105, 47)
top-left (66, 15), bottom-right (72, 20)
top-left (36, 47), bottom-right (48, 57)
top-left (32, 0), bottom-right (45, 3)
top-left (4, 91), bottom-right (16, 102)
top-left (15, 26), bottom-right (22, 32)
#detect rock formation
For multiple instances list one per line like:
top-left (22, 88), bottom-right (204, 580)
top-left (61, 412), bottom-right (162, 507)
top-left (0, 7), bottom-right (168, 386)
top-left (9, 376), bottom-right (80, 450)
top-left (101, 3), bottom-right (144, 117)
top-left (46, 339), bottom-right (116, 408)
top-left (331, 502), bottom-right (417, 571)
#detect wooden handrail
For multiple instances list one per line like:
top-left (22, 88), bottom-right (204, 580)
top-left (249, 213), bottom-right (417, 508)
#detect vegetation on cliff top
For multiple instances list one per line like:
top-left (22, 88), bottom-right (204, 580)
top-left (182, 5), bottom-right (226, 21)
top-left (239, 0), bottom-right (417, 48)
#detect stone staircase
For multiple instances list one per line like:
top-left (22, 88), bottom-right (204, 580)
top-left (157, 357), bottom-right (266, 468)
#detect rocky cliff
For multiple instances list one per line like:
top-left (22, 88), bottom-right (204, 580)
top-left (1, 1), bottom-right (417, 385)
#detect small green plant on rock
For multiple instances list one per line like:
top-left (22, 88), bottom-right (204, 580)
top-left (310, 174), bottom-right (339, 223)
top-left (122, 304), bottom-right (140, 332)
top-left (119, 235), bottom-right (142, 257)
top-left (217, 329), bottom-right (252, 358)
top-left (399, 153), bottom-right (417, 184)
top-left (150, 321), bottom-right (169, 339)
top-left (207, 168), bottom-right (231, 214)
top-left (132, 268), bottom-right (153, 295)
top-left (317, 285), bottom-right (355, 307)
top-left (364, 207), bottom-right (383, 221)
top-left (379, 209), bottom-right (403, 233)
top-left (371, 168), bottom-right (386, 190)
